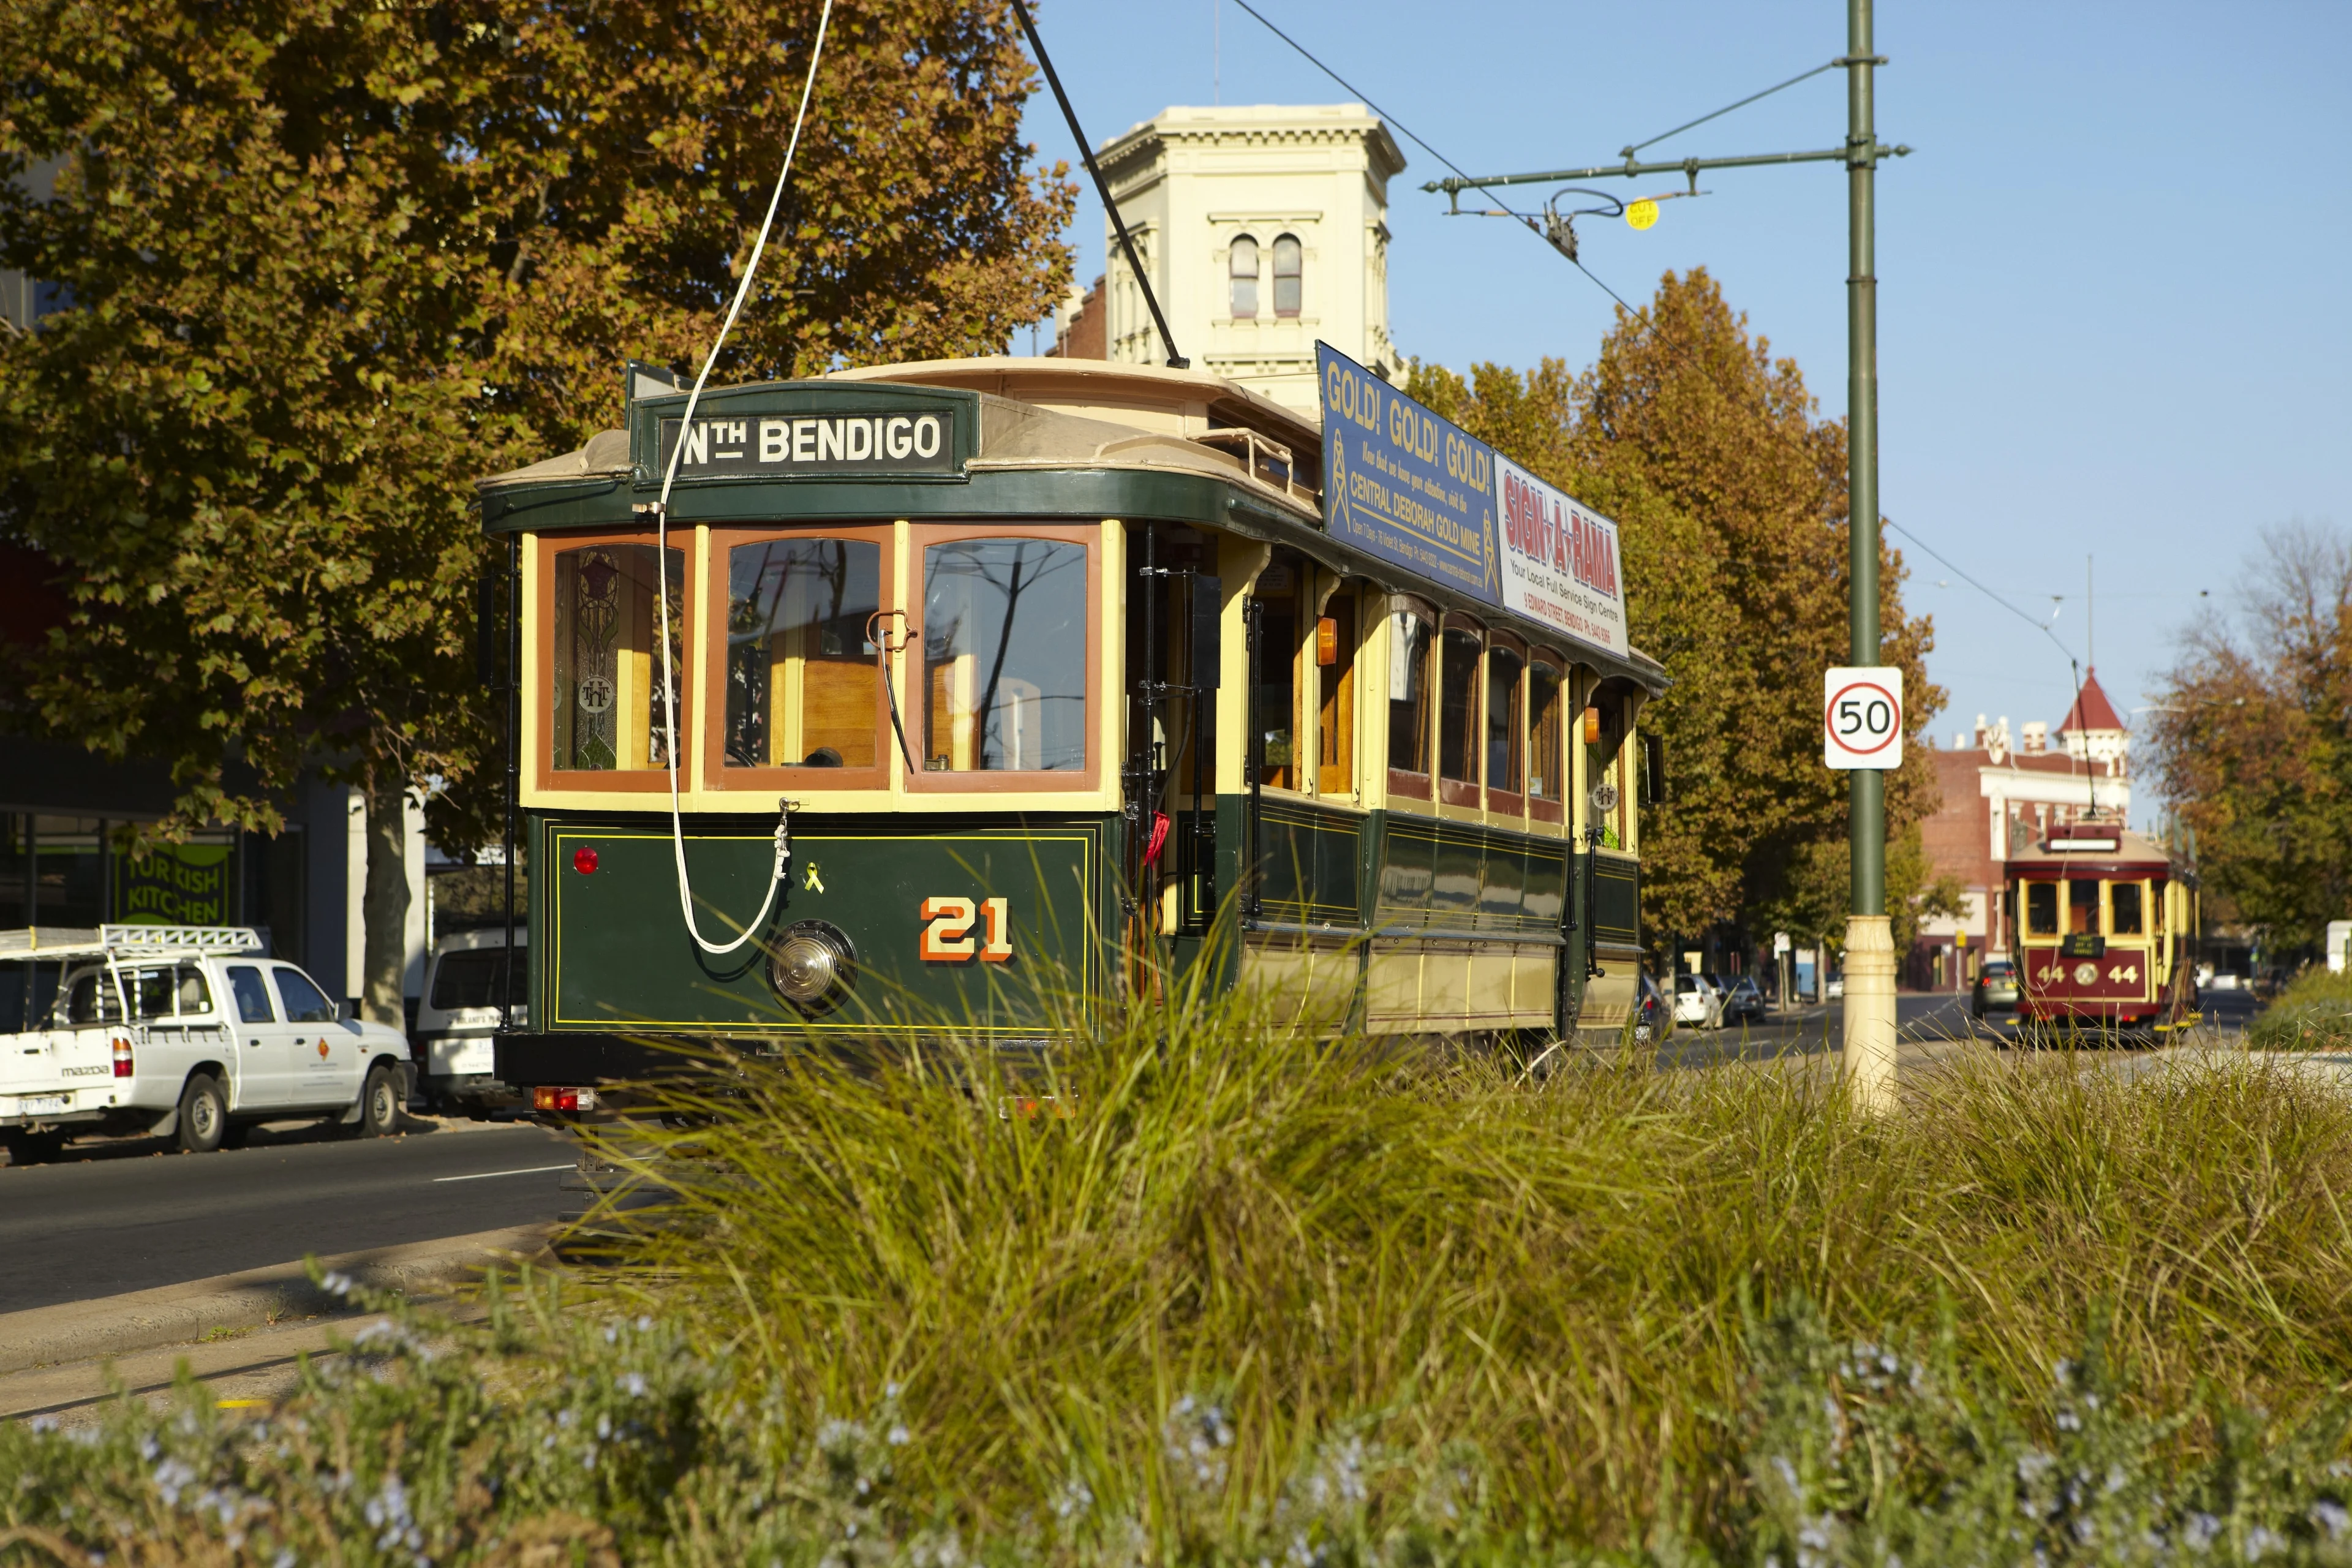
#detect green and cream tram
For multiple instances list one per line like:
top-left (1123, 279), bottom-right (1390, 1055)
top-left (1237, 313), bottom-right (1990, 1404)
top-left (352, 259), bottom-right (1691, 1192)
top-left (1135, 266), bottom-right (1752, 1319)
top-left (483, 356), bottom-right (1668, 1098)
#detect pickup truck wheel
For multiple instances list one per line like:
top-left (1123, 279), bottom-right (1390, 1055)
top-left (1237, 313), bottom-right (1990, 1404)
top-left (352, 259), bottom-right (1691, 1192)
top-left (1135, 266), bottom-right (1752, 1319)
top-left (357, 1063), bottom-right (401, 1137)
top-left (176, 1074), bottom-right (227, 1153)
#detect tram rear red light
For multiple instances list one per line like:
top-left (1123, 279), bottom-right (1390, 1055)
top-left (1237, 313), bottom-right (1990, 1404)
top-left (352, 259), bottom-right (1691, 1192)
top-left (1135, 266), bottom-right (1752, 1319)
top-left (572, 846), bottom-right (600, 875)
top-left (533, 1086), bottom-right (597, 1114)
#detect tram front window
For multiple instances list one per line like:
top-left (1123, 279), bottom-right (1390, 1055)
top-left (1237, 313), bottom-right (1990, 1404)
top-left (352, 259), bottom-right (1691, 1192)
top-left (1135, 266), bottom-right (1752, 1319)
top-left (921, 538), bottom-right (1087, 773)
top-left (725, 539), bottom-right (881, 771)
top-left (2024, 881), bottom-right (2058, 937)
top-left (2111, 881), bottom-right (2144, 936)
top-left (2068, 880), bottom-right (2099, 935)
top-left (550, 543), bottom-right (685, 772)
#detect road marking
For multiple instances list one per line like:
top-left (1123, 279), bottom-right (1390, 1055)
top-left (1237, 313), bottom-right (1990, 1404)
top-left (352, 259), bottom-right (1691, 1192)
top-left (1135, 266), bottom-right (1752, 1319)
top-left (431, 1163), bottom-right (571, 1183)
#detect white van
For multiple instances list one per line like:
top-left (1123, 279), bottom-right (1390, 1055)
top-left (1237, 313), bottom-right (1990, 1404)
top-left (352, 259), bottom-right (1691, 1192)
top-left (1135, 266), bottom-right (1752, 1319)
top-left (0, 925), bottom-right (413, 1161)
top-left (413, 928), bottom-right (525, 1114)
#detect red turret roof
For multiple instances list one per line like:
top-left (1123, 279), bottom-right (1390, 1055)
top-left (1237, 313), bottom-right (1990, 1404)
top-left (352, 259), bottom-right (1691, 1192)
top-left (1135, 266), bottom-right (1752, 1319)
top-left (2060, 668), bottom-right (2125, 734)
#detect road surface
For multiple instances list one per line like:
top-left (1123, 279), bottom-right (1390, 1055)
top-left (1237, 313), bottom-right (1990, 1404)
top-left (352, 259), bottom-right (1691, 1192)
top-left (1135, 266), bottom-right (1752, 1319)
top-left (0, 1118), bottom-right (573, 1313)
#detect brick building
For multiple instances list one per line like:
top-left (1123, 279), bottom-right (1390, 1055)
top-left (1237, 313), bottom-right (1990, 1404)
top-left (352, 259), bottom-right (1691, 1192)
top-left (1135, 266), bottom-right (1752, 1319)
top-left (1912, 671), bottom-right (2132, 990)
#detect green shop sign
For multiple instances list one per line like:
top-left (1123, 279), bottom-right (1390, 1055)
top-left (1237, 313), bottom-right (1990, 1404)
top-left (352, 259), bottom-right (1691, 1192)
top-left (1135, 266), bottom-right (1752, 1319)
top-left (116, 840), bottom-right (235, 926)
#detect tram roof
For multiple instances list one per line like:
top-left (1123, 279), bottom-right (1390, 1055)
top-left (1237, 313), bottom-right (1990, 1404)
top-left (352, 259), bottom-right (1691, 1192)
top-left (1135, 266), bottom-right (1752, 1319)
top-left (475, 356), bottom-right (1667, 692)
top-left (2007, 825), bottom-right (2184, 877)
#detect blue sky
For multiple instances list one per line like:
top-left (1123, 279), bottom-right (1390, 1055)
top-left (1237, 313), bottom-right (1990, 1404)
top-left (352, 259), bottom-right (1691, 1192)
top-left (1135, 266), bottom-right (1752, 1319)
top-left (1015, 0), bottom-right (2351, 770)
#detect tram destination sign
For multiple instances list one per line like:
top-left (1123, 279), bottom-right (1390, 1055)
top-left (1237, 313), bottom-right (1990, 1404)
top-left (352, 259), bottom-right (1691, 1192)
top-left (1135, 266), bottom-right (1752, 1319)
top-left (1318, 342), bottom-right (1499, 605)
top-left (1496, 456), bottom-right (1627, 658)
top-left (657, 409), bottom-right (959, 480)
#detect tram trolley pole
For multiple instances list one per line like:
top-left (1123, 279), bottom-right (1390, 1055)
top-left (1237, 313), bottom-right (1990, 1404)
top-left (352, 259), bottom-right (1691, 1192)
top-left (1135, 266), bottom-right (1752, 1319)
top-left (1420, 0), bottom-right (1906, 1106)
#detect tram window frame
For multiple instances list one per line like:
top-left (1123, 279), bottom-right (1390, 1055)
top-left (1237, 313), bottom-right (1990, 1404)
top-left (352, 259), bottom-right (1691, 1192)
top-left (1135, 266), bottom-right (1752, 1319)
top-left (1483, 631), bottom-right (1527, 816)
top-left (2024, 881), bottom-right (2059, 938)
top-left (905, 522), bottom-right (1101, 796)
top-left (536, 529), bottom-right (695, 794)
top-left (1436, 616), bottom-right (1485, 809)
top-left (1384, 601), bottom-right (1438, 801)
top-left (1581, 681), bottom-right (1631, 849)
top-left (1314, 586), bottom-right (1358, 797)
top-left (2109, 880), bottom-right (2146, 937)
top-left (700, 524), bottom-right (895, 791)
top-left (1526, 654), bottom-right (1566, 827)
top-left (2067, 878), bottom-right (2099, 935)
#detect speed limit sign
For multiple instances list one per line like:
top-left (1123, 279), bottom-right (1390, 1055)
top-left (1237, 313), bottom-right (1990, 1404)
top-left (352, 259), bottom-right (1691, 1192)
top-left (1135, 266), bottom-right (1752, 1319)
top-left (1823, 667), bottom-right (1904, 769)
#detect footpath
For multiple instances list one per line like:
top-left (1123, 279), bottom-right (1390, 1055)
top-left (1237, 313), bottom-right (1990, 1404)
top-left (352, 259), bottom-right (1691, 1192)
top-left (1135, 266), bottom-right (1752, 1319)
top-left (0, 1223), bottom-right (551, 1427)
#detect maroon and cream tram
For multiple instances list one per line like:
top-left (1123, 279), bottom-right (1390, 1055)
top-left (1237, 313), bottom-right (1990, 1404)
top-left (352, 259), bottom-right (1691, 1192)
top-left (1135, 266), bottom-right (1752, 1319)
top-left (2003, 823), bottom-right (2199, 1036)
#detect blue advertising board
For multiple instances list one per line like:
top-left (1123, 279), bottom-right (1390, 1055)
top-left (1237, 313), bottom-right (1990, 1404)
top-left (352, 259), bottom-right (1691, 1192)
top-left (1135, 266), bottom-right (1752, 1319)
top-left (1317, 342), bottom-right (1500, 605)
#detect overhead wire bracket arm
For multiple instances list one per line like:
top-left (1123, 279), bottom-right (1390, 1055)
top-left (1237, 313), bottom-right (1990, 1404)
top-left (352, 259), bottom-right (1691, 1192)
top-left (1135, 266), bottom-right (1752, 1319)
top-left (1423, 143), bottom-right (1910, 198)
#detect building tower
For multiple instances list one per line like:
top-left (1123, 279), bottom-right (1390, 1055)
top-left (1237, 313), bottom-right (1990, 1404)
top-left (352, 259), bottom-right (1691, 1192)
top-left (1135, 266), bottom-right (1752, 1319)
top-left (1085, 105), bottom-right (1404, 413)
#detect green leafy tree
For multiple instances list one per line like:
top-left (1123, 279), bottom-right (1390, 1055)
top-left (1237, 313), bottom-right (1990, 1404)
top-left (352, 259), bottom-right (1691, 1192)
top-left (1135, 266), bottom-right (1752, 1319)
top-left (0, 0), bottom-right (1073, 1020)
top-left (2147, 522), bottom-right (2352, 958)
top-left (1414, 268), bottom-right (1944, 956)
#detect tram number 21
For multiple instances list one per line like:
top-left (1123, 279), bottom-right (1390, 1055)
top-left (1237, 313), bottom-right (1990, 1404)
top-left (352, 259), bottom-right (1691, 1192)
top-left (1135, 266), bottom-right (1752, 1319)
top-left (919, 896), bottom-right (1012, 963)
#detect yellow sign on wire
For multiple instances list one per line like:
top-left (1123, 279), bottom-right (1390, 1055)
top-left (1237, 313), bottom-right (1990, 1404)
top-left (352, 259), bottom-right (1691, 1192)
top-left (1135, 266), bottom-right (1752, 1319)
top-left (1626, 198), bottom-right (1660, 232)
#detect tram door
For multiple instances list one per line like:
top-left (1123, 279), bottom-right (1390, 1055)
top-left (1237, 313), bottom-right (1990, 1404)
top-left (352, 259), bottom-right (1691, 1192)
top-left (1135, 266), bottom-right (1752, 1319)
top-left (1121, 524), bottom-right (1221, 970)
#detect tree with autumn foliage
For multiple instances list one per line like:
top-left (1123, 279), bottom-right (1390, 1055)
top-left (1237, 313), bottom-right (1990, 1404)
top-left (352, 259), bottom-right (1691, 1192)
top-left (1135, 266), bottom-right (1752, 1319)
top-left (1413, 268), bottom-right (1951, 957)
top-left (0, 0), bottom-right (1073, 1022)
top-left (2148, 523), bottom-right (2352, 958)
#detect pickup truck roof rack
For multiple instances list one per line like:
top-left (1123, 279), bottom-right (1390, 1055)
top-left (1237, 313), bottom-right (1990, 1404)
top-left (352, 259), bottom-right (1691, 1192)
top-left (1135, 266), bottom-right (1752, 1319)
top-left (0, 925), bottom-right (265, 959)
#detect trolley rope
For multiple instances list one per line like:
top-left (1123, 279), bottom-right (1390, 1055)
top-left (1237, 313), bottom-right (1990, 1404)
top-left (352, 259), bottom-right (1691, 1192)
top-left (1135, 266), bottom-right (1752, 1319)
top-left (645, 0), bottom-right (834, 957)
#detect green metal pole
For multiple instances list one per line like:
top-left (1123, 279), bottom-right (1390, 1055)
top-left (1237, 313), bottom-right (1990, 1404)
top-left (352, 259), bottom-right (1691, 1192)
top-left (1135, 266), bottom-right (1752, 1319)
top-left (1847, 0), bottom-right (1882, 918)
top-left (1842, 0), bottom-right (1896, 1108)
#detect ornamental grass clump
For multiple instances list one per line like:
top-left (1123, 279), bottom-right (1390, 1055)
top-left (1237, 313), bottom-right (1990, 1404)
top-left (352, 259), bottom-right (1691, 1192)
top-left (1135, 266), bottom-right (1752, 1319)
top-left (2250, 969), bottom-right (2352, 1052)
top-left (10, 986), bottom-right (2352, 1562)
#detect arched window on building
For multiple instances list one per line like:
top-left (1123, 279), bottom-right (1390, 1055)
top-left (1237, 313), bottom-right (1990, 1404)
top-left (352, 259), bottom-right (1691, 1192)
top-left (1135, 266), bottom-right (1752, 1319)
top-left (1272, 234), bottom-right (1302, 317)
top-left (1229, 235), bottom-right (1259, 319)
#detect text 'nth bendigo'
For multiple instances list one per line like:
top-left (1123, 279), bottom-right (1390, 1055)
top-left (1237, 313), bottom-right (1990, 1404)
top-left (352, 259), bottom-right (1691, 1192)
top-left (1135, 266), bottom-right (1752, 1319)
top-left (658, 410), bottom-right (957, 478)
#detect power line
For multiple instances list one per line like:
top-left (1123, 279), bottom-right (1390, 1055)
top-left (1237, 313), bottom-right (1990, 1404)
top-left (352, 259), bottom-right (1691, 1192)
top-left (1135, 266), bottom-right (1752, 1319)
top-left (1620, 60), bottom-right (1842, 159)
top-left (1233, 2), bottom-right (2053, 686)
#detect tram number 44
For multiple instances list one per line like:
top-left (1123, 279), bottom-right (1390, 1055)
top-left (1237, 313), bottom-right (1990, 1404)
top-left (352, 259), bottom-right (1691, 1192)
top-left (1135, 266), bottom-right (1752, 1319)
top-left (2034, 962), bottom-right (2139, 985)
top-left (920, 896), bottom-right (1013, 962)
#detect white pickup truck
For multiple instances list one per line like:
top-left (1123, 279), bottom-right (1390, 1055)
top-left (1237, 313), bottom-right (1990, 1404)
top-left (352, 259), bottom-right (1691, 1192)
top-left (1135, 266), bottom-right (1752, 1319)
top-left (0, 925), bottom-right (414, 1163)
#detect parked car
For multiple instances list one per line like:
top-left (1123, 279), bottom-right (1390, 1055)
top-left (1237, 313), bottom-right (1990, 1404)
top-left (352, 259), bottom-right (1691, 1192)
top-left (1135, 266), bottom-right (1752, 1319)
top-left (1632, 971), bottom-right (1670, 1042)
top-left (1721, 975), bottom-right (1767, 1025)
top-left (1971, 958), bottom-right (2020, 1019)
top-left (1, 924), bottom-right (412, 1161)
top-left (1824, 973), bottom-right (1845, 1001)
top-left (413, 929), bottom-right (526, 1114)
top-left (1672, 973), bottom-right (1722, 1030)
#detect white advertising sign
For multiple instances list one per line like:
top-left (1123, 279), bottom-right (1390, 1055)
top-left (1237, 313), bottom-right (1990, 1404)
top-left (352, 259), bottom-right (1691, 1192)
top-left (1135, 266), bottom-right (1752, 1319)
top-left (1494, 456), bottom-right (1627, 660)
top-left (1823, 667), bottom-right (1905, 770)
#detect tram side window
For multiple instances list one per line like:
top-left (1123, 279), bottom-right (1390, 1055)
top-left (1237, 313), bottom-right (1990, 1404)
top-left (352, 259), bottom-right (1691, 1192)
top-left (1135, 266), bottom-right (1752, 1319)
top-left (2025, 881), bottom-right (2059, 937)
top-left (1528, 662), bottom-right (1563, 803)
top-left (724, 539), bottom-right (880, 771)
top-left (2068, 880), bottom-right (2098, 935)
top-left (1387, 610), bottom-right (1436, 789)
top-left (1251, 560), bottom-right (1300, 789)
top-left (2110, 881), bottom-right (2144, 935)
top-left (921, 538), bottom-right (1087, 773)
top-left (1315, 592), bottom-right (1357, 796)
top-left (551, 543), bottom-right (685, 772)
top-left (1438, 625), bottom-right (1482, 786)
top-left (1485, 646), bottom-right (1524, 797)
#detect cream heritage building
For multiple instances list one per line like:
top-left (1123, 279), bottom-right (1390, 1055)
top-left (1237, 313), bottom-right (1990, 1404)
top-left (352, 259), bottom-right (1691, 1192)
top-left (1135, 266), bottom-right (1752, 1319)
top-left (1083, 105), bottom-right (1406, 413)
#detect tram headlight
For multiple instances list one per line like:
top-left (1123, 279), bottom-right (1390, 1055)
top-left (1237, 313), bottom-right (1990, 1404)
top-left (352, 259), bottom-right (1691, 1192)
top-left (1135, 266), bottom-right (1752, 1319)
top-left (769, 920), bottom-right (857, 1014)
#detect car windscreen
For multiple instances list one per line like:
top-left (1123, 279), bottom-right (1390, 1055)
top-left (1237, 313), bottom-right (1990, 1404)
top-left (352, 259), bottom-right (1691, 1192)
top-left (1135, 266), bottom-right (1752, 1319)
top-left (429, 948), bottom-right (523, 1011)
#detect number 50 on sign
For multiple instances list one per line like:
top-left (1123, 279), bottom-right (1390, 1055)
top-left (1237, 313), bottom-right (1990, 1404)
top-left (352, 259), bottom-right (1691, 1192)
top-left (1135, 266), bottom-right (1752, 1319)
top-left (1823, 668), bottom-right (1904, 770)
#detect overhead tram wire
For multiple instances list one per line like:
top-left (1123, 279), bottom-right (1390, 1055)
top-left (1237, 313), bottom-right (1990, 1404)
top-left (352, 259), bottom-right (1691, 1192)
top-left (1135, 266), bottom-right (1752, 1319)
top-left (1011, 0), bottom-right (1186, 367)
top-left (1234, 4), bottom-right (2060, 692)
top-left (645, 0), bottom-right (835, 957)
